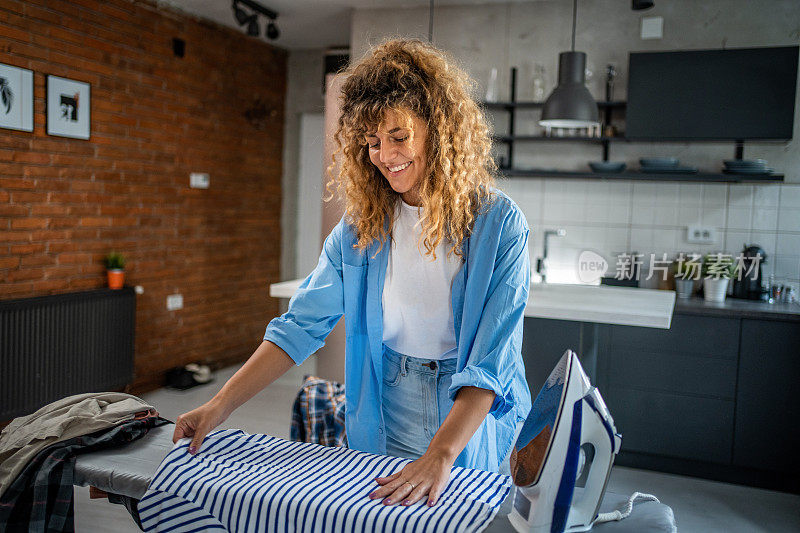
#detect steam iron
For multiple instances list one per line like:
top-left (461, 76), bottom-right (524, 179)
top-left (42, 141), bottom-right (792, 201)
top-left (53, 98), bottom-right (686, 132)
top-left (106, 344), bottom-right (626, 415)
top-left (509, 350), bottom-right (621, 533)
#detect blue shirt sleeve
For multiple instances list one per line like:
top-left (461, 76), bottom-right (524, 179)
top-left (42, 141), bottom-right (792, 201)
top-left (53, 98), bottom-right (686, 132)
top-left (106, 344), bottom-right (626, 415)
top-left (263, 219), bottom-right (345, 365)
top-left (449, 214), bottom-right (531, 419)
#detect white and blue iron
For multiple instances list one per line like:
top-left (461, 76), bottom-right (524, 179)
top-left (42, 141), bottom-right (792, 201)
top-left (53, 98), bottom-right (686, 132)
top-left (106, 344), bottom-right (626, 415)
top-left (509, 350), bottom-right (622, 533)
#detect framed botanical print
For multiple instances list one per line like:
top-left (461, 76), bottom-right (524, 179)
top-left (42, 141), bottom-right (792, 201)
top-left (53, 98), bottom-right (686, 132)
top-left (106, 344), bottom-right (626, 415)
top-left (46, 75), bottom-right (90, 140)
top-left (0, 63), bottom-right (34, 133)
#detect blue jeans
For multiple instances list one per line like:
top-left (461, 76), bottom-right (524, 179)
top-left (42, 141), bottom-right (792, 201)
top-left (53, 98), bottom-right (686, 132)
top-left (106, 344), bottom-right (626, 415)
top-left (381, 345), bottom-right (458, 460)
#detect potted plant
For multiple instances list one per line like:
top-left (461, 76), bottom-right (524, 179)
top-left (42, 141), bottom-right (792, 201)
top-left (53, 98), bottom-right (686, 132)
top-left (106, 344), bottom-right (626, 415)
top-left (673, 254), bottom-right (701, 299)
top-left (104, 252), bottom-right (126, 290)
top-left (701, 253), bottom-right (735, 303)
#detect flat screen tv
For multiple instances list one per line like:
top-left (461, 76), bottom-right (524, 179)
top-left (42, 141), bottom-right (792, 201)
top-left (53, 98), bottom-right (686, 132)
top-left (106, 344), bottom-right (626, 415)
top-left (625, 46), bottom-right (798, 141)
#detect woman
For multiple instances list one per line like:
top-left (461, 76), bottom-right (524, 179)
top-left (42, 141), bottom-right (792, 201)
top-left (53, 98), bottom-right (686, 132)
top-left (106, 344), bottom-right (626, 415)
top-left (173, 39), bottom-right (531, 509)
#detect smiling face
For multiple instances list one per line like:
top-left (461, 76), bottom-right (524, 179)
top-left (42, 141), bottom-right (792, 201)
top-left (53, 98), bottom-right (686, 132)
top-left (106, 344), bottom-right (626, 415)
top-left (365, 109), bottom-right (428, 207)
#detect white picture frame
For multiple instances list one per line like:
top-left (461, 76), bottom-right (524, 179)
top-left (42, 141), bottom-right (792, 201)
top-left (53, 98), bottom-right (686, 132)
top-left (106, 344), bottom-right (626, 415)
top-left (0, 63), bottom-right (34, 133)
top-left (46, 75), bottom-right (90, 140)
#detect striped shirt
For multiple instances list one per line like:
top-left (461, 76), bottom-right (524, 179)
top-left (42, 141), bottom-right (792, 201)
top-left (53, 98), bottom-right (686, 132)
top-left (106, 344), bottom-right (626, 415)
top-left (138, 429), bottom-right (510, 533)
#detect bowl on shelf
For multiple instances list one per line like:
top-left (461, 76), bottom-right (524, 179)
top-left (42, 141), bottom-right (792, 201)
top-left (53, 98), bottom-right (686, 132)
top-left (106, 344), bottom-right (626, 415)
top-left (589, 161), bottom-right (626, 173)
top-left (640, 157), bottom-right (679, 168)
top-left (723, 159), bottom-right (767, 168)
top-left (722, 159), bottom-right (771, 174)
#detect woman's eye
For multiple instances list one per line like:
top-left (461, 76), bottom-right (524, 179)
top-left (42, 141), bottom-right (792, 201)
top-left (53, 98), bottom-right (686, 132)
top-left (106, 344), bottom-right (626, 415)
top-left (393, 136), bottom-right (408, 143)
top-left (368, 141), bottom-right (380, 149)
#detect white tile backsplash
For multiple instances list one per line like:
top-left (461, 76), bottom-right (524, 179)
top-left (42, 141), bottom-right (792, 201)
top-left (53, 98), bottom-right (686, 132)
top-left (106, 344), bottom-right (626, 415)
top-left (679, 183), bottom-right (703, 206)
top-left (753, 185), bottom-right (781, 207)
top-left (726, 207), bottom-right (752, 230)
top-left (776, 233), bottom-right (800, 256)
top-left (678, 206), bottom-right (703, 226)
top-left (504, 181), bottom-right (800, 283)
top-left (724, 230), bottom-right (751, 254)
top-left (701, 206), bottom-right (727, 228)
top-left (702, 184), bottom-right (728, 206)
top-left (780, 185), bottom-right (800, 208)
top-left (751, 207), bottom-right (779, 232)
top-left (774, 255), bottom-right (800, 281)
top-left (632, 205), bottom-right (655, 226)
top-left (777, 207), bottom-right (800, 233)
top-left (728, 184), bottom-right (754, 208)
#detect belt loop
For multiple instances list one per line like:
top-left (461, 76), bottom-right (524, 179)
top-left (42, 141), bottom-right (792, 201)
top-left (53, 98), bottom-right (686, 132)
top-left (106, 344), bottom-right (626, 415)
top-left (400, 355), bottom-right (408, 376)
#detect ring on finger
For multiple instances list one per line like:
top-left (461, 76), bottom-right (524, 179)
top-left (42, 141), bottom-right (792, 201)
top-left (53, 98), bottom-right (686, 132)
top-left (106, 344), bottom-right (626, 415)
top-left (404, 481), bottom-right (416, 490)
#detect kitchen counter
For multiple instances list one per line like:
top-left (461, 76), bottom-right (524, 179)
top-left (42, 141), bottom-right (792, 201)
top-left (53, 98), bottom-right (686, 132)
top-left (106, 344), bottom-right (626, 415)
top-left (674, 296), bottom-right (800, 322)
top-left (270, 279), bottom-right (676, 329)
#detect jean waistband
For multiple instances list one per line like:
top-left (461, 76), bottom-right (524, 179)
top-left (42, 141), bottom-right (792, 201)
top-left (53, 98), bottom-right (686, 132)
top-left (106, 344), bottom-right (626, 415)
top-left (383, 344), bottom-right (458, 374)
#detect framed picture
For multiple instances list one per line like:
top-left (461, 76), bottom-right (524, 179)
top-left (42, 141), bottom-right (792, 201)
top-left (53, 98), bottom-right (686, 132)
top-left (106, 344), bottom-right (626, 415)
top-left (46, 75), bottom-right (90, 140)
top-left (0, 63), bottom-right (34, 133)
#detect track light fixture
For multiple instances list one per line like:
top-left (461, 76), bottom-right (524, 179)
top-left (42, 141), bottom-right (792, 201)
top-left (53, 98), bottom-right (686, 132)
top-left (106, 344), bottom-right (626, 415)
top-left (232, 0), bottom-right (279, 41)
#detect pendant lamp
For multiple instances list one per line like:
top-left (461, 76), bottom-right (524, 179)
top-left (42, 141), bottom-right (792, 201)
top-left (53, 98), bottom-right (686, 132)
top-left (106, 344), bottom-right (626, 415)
top-left (539, 0), bottom-right (599, 128)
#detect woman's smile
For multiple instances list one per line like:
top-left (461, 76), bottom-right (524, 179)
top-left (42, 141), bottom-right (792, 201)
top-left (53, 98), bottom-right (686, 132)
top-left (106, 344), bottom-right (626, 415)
top-left (387, 161), bottom-right (412, 175)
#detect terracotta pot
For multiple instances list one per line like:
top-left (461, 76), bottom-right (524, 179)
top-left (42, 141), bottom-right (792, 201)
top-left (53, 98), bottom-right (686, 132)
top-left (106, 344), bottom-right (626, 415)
top-left (107, 269), bottom-right (125, 290)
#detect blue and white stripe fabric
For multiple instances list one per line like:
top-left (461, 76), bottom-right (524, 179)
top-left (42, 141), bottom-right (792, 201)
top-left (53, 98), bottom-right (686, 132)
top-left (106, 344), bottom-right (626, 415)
top-left (138, 429), bottom-right (511, 533)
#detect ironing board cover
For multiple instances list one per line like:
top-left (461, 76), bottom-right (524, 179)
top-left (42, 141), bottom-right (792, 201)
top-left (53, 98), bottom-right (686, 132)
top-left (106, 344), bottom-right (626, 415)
top-left (137, 429), bottom-right (511, 533)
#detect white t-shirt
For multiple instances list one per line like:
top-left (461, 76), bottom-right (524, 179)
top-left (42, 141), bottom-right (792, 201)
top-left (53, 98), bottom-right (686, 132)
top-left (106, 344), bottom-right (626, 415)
top-left (382, 198), bottom-right (462, 360)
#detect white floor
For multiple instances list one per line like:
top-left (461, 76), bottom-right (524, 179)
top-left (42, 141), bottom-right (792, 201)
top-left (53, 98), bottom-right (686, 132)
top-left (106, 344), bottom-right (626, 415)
top-left (75, 362), bottom-right (800, 532)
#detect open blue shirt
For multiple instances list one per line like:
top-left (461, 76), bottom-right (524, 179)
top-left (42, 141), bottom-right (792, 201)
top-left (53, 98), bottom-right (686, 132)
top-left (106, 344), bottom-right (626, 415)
top-left (264, 189), bottom-right (532, 472)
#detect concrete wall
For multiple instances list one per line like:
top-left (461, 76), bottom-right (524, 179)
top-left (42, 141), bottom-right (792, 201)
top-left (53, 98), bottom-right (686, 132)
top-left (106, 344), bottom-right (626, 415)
top-left (350, 0), bottom-right (800, 291)
top-left (281, 49), bottom-right (325, 286)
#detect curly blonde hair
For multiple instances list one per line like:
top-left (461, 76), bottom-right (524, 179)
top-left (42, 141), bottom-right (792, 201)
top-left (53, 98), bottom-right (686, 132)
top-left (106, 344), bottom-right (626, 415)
top-left (326, 39), bottom-right (496, 260)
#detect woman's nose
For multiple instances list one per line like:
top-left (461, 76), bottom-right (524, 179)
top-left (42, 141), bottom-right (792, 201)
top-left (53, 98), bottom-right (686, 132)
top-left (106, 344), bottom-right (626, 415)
top-left (379, 143), bottom-right (397, 164)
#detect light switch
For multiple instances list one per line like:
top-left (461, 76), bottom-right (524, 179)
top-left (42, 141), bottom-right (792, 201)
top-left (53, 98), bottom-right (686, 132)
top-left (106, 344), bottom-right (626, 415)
top-left (190, 172), bottom-right (210, 189)
top-left (641, 16), bottom-right (663, 40)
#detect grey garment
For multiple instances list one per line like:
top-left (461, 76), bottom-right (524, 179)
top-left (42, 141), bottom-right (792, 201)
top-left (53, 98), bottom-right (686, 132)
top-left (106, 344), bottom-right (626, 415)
top-left (0, 392), bottom-right (155, 499)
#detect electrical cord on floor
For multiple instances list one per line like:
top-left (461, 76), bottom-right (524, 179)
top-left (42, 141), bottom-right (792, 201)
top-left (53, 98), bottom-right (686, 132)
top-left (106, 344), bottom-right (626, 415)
top-left (595, 492), bottom-right (661, 523)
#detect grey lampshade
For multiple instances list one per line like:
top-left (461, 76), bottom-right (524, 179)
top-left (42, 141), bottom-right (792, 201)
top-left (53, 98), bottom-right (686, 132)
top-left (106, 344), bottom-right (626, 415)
top-left (539, 51), bottom-right (600, 128)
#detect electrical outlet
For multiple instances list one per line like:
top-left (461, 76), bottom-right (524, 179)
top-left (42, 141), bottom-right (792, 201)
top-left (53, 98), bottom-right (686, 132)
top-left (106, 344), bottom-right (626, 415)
top-left (190, 172), bottom-right (210, 189)
top-left (167, 294), bottom-right (183, 311)
top-left (686, 225), bottom-right (717, 244)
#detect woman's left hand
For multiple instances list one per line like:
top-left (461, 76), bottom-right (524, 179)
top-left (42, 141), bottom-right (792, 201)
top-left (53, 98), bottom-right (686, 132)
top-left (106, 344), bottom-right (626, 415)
top-left (369, 449), bottom-right (453, 507)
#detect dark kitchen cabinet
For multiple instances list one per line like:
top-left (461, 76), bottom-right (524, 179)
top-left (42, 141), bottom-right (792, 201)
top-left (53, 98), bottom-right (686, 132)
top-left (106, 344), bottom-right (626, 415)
top-left (601, 315), bottom-right (739, 464)
top-left (734, 319), bottom-right (800, 475)
top-left (521, 311), bottom-right (800, 492)
top-left (521, 318), bottom-right (604, 398)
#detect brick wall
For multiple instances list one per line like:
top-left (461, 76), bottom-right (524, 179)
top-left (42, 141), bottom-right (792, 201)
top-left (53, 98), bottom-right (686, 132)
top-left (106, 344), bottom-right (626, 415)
top-left (0, 0), bottom-right (287, 392)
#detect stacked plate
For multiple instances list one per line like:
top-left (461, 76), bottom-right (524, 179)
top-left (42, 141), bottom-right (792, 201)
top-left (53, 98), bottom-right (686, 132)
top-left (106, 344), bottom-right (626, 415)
top-left (639, 157), bottom-right (698, 174)
top-left (723, 159), bottom-right (774, 175)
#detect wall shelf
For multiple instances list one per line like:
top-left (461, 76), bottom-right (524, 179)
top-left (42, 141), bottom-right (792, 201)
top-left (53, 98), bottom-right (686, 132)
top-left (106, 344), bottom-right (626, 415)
top-left (484, 100), bottom-right (626, 110)
top-left (485, 68), bottom-right (785, 182)
top-left (493, 134), bottom-right (626, 143)
top-left (499, 168), bottom-right (784, 183)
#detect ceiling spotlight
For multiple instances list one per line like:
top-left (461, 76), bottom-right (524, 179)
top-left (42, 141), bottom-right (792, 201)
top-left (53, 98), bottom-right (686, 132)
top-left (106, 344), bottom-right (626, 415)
top-left (233, 1), bottom-right (249, 25)
top-left (266, 20), bottom-right (279, 40)
top-left (246, 15), bottom-right (259, 36)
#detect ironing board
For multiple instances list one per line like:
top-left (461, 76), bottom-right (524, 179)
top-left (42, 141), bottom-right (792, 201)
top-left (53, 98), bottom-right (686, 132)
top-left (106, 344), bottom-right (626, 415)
top-left (73, 424), bottom-right (677, 532)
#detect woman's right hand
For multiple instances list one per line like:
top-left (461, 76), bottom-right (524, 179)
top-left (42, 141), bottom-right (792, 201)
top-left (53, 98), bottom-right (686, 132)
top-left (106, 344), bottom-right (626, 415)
top-left (172, 399), bottom-right (229, 455)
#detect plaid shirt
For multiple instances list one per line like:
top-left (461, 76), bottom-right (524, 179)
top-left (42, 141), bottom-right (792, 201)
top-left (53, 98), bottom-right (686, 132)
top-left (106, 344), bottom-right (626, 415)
top-left (290, 375), bottom-right (347, 448)
top-left (0, 416), bottom-right (166, 532)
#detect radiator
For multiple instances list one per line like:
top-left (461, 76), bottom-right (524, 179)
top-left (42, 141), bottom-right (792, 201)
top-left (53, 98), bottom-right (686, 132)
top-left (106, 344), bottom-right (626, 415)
top-left (1, 287), bottom-right (136, 421)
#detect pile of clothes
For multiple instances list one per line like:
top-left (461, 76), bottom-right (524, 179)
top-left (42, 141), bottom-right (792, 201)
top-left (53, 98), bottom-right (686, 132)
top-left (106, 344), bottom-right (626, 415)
top-left (0, 392), bottom-right (168, 532)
